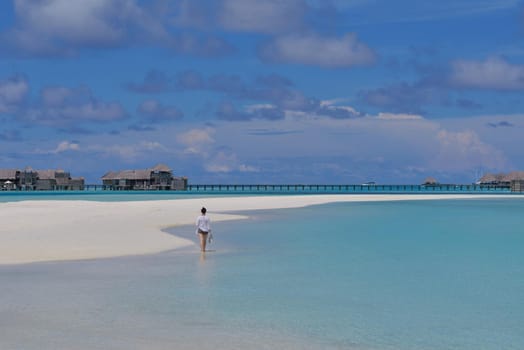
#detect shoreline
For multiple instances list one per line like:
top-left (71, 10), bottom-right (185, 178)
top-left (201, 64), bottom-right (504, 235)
top-left (0, 193), bottom-right (521, 265)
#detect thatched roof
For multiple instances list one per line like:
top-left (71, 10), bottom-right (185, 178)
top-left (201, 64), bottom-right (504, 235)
top-left (1, 168), bottom-right (80, 182)
top-left (102, 164), bottom-right (173, 180)
top-left (423, 177), bottom-right (438, 185)
top-left (102, 169), bottom-right (152, 180)
top-left (0, 169), bottom-right (18, 179)
top-left (120, 170), bottom-right (151, 180)
top-left (502, 171), bottom-right (524, 182)
top-left (101, 171), bottom-right (118, 180)
top-left (36, 170), bottom-right (57, 180)
top-left (478, 173), bottom-right (498, 183)
top-left (150, 163), bottom-right (171, 172)
top-left (478, 172), bottom-right (524, 183)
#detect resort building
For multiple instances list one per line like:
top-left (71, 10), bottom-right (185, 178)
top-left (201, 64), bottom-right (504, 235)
top-left (101, 164), bottom-right (187, 190)
top-left (477, 171), bottom-right (524, 192)
top-left (0, 168), bottom-right (85, 191)
top-left (423, 177), bottom-right (438, 185)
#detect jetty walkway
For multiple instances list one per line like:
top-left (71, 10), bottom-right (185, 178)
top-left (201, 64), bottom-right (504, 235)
top-left (80, 183), bottom-right (511, 193)
top-left (185, 184), bottom-right (510, 193)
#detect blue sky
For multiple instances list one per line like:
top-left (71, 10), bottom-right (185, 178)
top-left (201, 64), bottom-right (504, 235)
top-left (1, 0), bottom-right (523, 184)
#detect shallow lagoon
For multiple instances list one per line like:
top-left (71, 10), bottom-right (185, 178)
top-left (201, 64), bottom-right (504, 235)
top-left (1, 198), bottom-right (523, 349)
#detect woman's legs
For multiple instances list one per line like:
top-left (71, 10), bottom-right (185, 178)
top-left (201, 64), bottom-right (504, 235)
top-left (199, 233), bottom-right (208, 252)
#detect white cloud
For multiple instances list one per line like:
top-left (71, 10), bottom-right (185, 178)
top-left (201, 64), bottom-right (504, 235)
top-left (93, 141), bottom-right (167, 161)
top-left (259, 33), bottom-right (376, 68)
top-left (5, 0), bottom-right (167, 55)
top-left (41, 87), bottom-right (73, 107)
top-left (316, 100), bottom-right (362, 119)
top-left (346, 0), bottom-right (520, 24)
top-left (450, 56), bottom-right (524, 90)
top-left (138, 100), bottom-right (184, 123)
top-left (238, 164), bottom-right (259, 172)
top-left (320, 99), bottom-right (359, 114)
top-left (320, 98), bottom-right (352, 107)
top-left (435, 129), bottom-right (508, 171)
top-left (176, 127), bottom-right (216, 157)
top-left (31, 140), bottom-right (81, 155)
top-left (245, 104), bottom-right (277, 112)
top-left (54, 141), bottom-right (80, 153)
top-left (23, 86), bottom-right (126, 126)
top-left (204, 151), bottom-right (258, 173)
top-left (177, 128), bottom-right (214, 146)
top-left (376, 112), bottom-right (424, 120)
top-left (140, 141), bottom-right (166, 151)
top-left (0, 75), bottom-right (29, 113)
top-left (26, 102), bottom-right (125, 125)
top-left (201, 110), bottom-right (512, 182)
top-left (175, 126), bottom-right (258, 173)
top-left (219, 0), bottom-right (306, 34)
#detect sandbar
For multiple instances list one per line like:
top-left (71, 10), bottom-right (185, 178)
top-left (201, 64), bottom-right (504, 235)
top-left (0, 194), bottom-right (519, 265)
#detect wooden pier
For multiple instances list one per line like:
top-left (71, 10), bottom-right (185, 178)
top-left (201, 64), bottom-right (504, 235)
top-left (185, 184), bottom-right (510, 193)
top-left (5, 183), bottom-right (513, 193)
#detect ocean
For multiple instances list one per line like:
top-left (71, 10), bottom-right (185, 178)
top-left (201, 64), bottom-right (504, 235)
top-left (0, 196), bottom-right (523, 349)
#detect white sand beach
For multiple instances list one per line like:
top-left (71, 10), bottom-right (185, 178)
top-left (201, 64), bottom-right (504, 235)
top-left (0, 194), bottom-right (518, 265)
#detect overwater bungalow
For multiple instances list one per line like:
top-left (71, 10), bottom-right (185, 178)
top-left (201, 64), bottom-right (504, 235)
top-left (101, 164), bottom-right (187, 190)
top-left (0, 167), bottom-right (84, 191)
top-left (423, 177), bottom-right (438, 185)
top-left (0, 169), bottom-right (18, 190)
top-left (477, 171), bottom-right (524, 192)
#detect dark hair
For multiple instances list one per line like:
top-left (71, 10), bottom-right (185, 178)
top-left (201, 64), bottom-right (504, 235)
top-left (201, 207), bottom-right (207, 214)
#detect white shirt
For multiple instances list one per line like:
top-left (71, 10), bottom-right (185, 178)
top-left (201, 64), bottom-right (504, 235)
top-left (196, 214), bottom-right (211, 234)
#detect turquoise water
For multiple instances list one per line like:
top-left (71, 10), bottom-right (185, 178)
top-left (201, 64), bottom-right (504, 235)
top-left (0, 191), bottom-right (236, 202)
top-left (1, 198), bottom-right (523, 349)
top-left (0, 183), bottom-right (512, 203)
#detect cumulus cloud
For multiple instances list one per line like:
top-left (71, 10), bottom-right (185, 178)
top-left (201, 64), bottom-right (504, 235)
top-left (359, 81), bottom-right (438, 114)
top-left (450, 56), bottom-right (524, 90)
top-left (0, 75), bottom-right (29, 113)
top-left (455, 98), bottom-right (482, 109)
top-left (317, 100), bottom-right (363, 119)
top-left (358, 60), bottom-right (497, 113)
top-left (137, 100), bottom-right (184, 123)
top-left (175, 70), bottom-right (206, 90)
top-left (259, 33), bottom-right (376, 68)
top-left (1, 0), bottom-right (232, 57)
top-left (31, 140), bottom-right (81, 155)
top-left (94, 140), bottom-right (167, 161)
top-left (376, 112), bottom-right (424, 120)
top-left (219, 0), bottom-right (307, 34)
top-left (201, 111), bottom-right (511, 181)
top-left (205, 150), bottom-right (259, 173)
top-left (435, 129), bottom-right (508, 170)
top-left (175, 126), bottom-right (258, 173)
top-left (2, 0), bottom-right (165, 55)
top-left (176, 70), bottom-right (363, 120)
top-left (168, 32), bottom-right (234, 57)
top-left (126, 70), bottom-right (173, 94)
top-left (21, 86), bottom-right (126, 126)
top-left (486, 121), bottom-right (514, 128)
top-left (54, 141), bottom-right (80, 153)
top-left (176, 127), bottom-right (215, 155)
top-left (217, 101), bottom-right (284, 121)
top-left (171, 0), bottom-right (218, 29)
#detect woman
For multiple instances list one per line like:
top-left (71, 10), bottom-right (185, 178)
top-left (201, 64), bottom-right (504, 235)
top-left (195, 207), bottom-right (211, 252)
